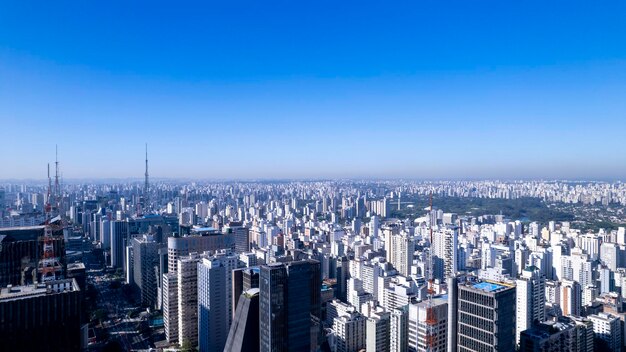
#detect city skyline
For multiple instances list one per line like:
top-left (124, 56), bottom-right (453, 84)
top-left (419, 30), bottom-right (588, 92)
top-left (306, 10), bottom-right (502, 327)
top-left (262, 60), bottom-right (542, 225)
top-left (2, 2), bottom-right (626, 179)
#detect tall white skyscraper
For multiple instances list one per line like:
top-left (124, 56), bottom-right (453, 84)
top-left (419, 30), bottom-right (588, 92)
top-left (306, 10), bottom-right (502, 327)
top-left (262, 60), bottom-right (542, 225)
top-left (390, 306), bottom-right (408, 352)
top-left (433, 229), bottom-right (458, 280)
top-left (389, 232), bottom-right (415, 277)
top-left (516, 266), bottom-right (546, 345)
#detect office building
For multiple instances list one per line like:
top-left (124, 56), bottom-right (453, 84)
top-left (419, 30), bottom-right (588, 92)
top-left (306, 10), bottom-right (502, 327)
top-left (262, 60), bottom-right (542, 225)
top-left (198, 256), bottom-right (229, 352)
top-left (198, 251), bottom-right (239, 352)
top-left (132, 234), bottom-right (164, 308)
top-left (457, 281), bottom-right (516, 352)
top-left (224, 288), bottom-right (260, 352)
top-left (519, 318), bottom-right (586, 352)
top-left (569, 316), bottom-right (595, 352)
top-left (0, 279), bottom-right (81, 351)
top-left (259, 259), bottom-right (321, 352)
top-left (232, 267), bottom-right (260, 320)
top-left (0, 225), bottom-right (66, 286)
top-left (163, 272), bottom-right (179, 343)
top-left (167, 231), bottom-right (234, 273)
top-left (224, 221), bottom-right (250, 253)
top-left (110, 220), bottom-right (128, 268)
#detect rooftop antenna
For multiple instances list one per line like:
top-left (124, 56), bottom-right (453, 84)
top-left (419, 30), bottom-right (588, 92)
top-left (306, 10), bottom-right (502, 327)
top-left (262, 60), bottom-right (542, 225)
top-left (425, 191), bottom-right (437, 351)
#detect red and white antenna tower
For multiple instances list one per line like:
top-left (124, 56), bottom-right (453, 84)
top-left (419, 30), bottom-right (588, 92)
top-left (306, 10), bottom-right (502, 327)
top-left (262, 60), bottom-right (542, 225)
top-left (425, 191), bottom-right (437, 351)
top-left (39, 161), bottom-right (62, 283)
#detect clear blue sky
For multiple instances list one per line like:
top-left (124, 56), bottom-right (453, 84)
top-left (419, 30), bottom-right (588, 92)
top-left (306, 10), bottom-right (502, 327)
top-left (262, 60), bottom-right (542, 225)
top-left (1, 1), bottom-right (626, 180)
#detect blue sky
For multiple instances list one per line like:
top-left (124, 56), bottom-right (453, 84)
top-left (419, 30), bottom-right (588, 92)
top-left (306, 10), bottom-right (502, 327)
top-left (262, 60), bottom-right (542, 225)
top-left (1, 1), bottom-right (626, 180)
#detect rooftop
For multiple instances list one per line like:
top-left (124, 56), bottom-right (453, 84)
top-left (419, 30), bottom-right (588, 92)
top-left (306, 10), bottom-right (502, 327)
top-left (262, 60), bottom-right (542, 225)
top-left (0, 279), bottom-right (79, 302)
top-left (473, 282), bottom-right (504, 292)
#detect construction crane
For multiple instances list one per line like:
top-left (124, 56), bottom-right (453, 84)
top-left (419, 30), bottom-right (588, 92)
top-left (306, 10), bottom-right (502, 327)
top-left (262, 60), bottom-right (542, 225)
top-left (425, 191), bottom-right (438, 351)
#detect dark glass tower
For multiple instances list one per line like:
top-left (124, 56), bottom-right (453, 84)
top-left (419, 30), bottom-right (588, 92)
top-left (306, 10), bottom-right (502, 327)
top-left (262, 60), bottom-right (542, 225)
top-left (260, 259), bottom-right (321, 352)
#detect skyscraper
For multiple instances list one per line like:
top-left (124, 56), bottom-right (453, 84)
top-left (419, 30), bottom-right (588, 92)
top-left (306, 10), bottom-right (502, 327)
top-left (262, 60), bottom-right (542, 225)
top-left (224, 288), bottom-right (260, 352)
top-left (389, 232), bottom-right (415, 277)
top-left (110, 220), bottom-right (128, 268)
top-left (0, 279), bottom-right (82, 352)
top-left (259, 259), bottom-right (321, 352)
top-left (198, 251), bottom-right (239, 352)
top-left (432, 229), bottom-right (458, 281)
top-left (516, 266), bottom-right (546, 346)
top-left (131, 234), bottom-right (164, 308)
top-left (178, 253), bottom-right (200, 348)
top-left (232, 267), bottom-right (260, 320)
top-left (457, 281), bottom-right (516, 352)
top-left (390, 305), bottom-right (409, 352)
top-left (198, 256), bottom-right (228, 352)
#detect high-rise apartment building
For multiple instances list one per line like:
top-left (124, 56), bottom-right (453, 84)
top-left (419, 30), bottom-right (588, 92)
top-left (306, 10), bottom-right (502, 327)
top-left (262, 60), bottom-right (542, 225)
top-left (389, 232), bottom-right (415, 277)
top-left (588, 312), bottom-right (622, 352)
top-left (560, 279), bottom-right (582, 316)
top-left (365, 308), bottom-right (390, 352)
top-left (390, 305), bottom-right (409, 352)
top-left (333, 312), bottom-right (366, 352)
top-left (516, 266), bottom-right (546, 345)
top-left (163, 272), bottom-right (179, 343)
top-left (177, 254), bottom-right (200, 347)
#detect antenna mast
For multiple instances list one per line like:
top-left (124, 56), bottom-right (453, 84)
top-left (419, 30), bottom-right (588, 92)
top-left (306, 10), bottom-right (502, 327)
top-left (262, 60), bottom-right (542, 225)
top-left (144, 143), bottom-right (149, 211)
top-left (39, 161), bottom-right (61, 282)
top-left (425, 191), bottom-right (437, 351)
top-left (54, 145), bottom-right (61, 215)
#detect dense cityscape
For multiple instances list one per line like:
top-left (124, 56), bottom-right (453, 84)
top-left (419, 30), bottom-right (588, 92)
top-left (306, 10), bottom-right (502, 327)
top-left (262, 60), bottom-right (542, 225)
top-left (3, 2), bottom-right (626, 352)
top-left (1, 153), bottom-right (626, 351)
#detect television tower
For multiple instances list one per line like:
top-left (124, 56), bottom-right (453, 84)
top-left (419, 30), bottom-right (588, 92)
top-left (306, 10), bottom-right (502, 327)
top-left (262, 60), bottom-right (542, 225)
top-left (144, 143), bottom-right (149, 210)
top-left (54, 145), bottom-right (61, 214)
